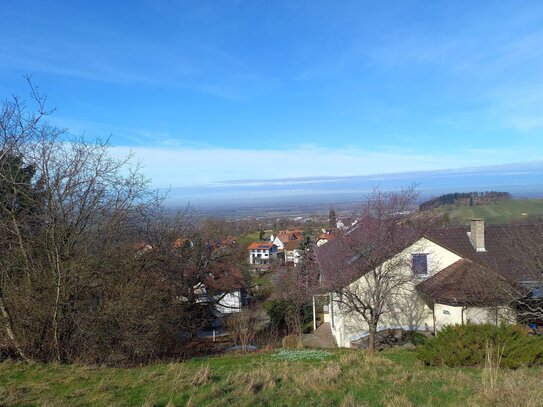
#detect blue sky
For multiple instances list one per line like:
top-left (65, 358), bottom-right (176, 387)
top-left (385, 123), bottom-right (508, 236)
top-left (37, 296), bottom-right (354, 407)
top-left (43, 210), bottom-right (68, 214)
top-left (2, 0), bottom-right (543, 189)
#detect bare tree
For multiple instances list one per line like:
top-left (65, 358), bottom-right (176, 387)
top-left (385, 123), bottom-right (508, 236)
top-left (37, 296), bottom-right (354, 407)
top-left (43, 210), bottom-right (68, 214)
top-left (273, 267), bottom-right (310, 336)
top-left (0, 83), bottom-right (172, 363)
top-left (316, 187), bottom-right (428, 351)
top-left (273, 240), bottom-right (319, 337)
top-left (226, 308), bottom-right (259, 350)
top-left (0, 82), bottom-right (253, 364)
top-left (137, 209), bottom-right (247, 338)
top-left (501, 222), bottom-right (543, 325)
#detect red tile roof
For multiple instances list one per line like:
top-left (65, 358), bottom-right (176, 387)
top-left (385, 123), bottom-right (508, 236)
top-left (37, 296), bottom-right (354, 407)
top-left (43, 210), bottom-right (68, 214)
top-left (248, 242), bottom-right (275, 250)
top-left (276, 230), bottom-right (304, 243)
top-left (317, 232), bottom-right (336, 241)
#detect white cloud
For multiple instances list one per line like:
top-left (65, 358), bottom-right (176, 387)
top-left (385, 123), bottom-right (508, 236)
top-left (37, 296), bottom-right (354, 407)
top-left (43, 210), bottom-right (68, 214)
top-left (109, 144), bottom-right (542, 188)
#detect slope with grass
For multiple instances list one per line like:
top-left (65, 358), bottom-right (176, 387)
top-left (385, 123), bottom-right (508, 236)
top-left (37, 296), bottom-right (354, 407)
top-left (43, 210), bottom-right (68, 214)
top-left (1, 349), bottom-right (541, 406)
top-left (434, 199), bottom-right (543, 225)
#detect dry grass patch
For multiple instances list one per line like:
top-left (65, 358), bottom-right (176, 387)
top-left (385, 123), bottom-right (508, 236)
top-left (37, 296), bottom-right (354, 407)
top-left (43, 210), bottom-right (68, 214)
top-left (384, 393), bottom-right (414, 407)
top-left (340, 393), bottom-right (372, 407)
top-left (473, 369), bottom-right (543, 407)
top-left (190, 364), bottom-right (211, 386)
top-left (291, 362), bottom-right (342, 390)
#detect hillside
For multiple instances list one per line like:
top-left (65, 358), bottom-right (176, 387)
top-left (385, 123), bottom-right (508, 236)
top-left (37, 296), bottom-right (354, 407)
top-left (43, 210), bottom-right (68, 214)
top-left (1, 349), bottom-right (541, 406)
top-left (434, 199), bottom-right (543, 225)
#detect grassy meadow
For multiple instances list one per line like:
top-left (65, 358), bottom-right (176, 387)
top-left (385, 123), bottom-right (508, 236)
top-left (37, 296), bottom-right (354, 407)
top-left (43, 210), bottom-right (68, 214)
top-left (1, 348), bottom-right (542, 406)
top-left (435, 199), bottom-right (543, 225)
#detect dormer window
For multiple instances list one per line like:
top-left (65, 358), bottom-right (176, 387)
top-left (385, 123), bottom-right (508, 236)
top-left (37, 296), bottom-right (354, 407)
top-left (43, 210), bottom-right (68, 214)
top-left (412, 254), bottom-right (428, 275)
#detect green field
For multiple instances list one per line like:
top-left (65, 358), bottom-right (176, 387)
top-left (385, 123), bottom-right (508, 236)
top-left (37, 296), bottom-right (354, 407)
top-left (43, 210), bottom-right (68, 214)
top-left (1, 349), bottom-right (541, 406)
top-left (236, 230), bottom-right (266, 247)
top-left (434, 199), bottom-right (543, 225)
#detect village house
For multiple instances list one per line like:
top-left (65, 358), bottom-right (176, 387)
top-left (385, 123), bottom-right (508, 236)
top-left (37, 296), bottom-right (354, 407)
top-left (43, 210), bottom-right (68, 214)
top-left (137, 237), bottom-right (246, 315)
top-left (248, 241), bottom-right (278, 264)
top-left (283, 238), bottom-right (303, 265)
top-left (270, 229), bottom-right (303, 250)
top-left (314, 218), bottom-right (543, 348)
top-left (195, 266), bottom-right (248, 315)
top-left (316, 231), bottom-right (336, 247)
top-left (336, 218), bottom-right (358, 230)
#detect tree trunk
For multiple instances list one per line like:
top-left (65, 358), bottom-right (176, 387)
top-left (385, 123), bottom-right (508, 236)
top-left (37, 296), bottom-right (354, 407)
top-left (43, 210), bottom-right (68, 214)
top-left (52, 248), bottom-right (62, 362)
top-left (0, 287), bottom-right (29, 361)
top-left (368, 322), bottom-right (378, 352)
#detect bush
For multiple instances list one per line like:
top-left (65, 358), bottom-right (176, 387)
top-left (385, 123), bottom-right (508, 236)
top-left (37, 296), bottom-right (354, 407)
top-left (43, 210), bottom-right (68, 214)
top-left (417, 324), bottom-right (543, 368)
top-left (409, 332), bottom-right (428, 346)
top-left (282, 334), bottom-right (304, 349)
top-left (265, 300), bottom-right (313, 334)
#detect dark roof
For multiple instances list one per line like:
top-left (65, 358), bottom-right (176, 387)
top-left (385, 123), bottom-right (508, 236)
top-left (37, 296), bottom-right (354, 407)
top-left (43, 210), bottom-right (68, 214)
top-left (284, 239), bottom-right (303, 251)
top-left (205, 266), bottom-right (245, 292)
top-left (416, 258), bottom-right (518, 306)
top-left (425, 224), bottom-right (542, 282)
top-left (316, 218), bottom-right (423, 286)
top-left (316, 220), bottom-right (543, 304)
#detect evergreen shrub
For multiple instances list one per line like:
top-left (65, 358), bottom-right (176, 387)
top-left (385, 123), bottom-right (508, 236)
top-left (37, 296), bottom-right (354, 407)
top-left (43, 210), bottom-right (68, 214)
top-left (416, 324), bottom-right (543, 368)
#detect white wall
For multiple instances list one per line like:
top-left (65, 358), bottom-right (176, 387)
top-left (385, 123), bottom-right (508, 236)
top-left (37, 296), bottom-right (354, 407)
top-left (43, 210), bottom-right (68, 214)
top-left (248, 247), bottom-right (277, 264)
top-left (434, 304), bottom-right (464, 330)
top-left (285, 249), bottom-right (301, 264)
top-left (434, 304), bottom-right (516, 330)
top-left (330, 237), bottom-right (462, 347)
top-left (215, 290), bottom-right (242, 314)
top-left (272, 237), bottom-right (284, 250)
top-left (316, 239), bottom-right (329, 247)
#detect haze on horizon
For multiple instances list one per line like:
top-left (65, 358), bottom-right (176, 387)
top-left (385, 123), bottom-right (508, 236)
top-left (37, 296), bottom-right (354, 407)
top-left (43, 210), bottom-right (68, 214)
top-left (2, 1), bottom-right (543, 198)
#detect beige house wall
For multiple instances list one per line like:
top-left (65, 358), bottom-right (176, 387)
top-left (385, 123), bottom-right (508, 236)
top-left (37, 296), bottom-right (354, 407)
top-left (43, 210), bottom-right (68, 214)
top-left (434, 303), bottom-right (516, 331)
top-left (330, 237), bottom-right (465, 347)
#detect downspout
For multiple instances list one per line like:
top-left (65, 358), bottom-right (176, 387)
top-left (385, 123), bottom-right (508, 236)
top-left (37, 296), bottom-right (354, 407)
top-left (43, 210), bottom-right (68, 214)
top-left (312, 296), bottom-right (316, 331)
top-left (432, 303), bottom-right (436, 335)
top-left (330, 293), bottom-right (334, 329)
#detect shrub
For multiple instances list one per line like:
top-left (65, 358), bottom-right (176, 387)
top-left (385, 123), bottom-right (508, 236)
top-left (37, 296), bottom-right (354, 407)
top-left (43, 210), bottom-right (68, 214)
top-left (265, 300), bottom-right (313, 334)
top-left (409, 332), bottom-right (428, 346)
top-left (282, 334), bottom-right (304, 349)
top-left (417, 324), bottom-right (543, 368)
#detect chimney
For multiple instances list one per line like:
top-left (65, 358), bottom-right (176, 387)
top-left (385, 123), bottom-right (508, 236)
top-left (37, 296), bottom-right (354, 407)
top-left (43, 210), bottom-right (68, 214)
top-left (469, 218), bottom-right (486, 252)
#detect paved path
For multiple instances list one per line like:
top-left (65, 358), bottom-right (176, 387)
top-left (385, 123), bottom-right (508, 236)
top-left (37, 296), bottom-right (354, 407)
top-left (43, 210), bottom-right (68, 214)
top-left (302, 322), bottom-right (337, 348)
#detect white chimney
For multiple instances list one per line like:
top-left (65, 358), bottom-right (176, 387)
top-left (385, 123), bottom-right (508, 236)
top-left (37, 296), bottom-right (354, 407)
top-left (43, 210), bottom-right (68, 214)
top-left (469, 218), bottom-right (486, 252)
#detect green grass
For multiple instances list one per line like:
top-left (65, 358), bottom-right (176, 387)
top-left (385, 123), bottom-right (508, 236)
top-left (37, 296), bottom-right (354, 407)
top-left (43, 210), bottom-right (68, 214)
top-left (236, 231), bottom-right (264, 247)
top-left (1, 349), bottom-right (541, 406)
top-left (434, 199), bottom-right (543, 225)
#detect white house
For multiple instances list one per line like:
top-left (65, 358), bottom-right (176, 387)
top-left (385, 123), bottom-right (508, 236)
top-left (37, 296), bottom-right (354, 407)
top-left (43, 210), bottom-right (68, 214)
top-left (284, 239), bottom-right (303, 265)
top-left (270, 230), bottom-right (303, 250)
top-left (248, 242), bottom-right (278, 264)
top-left (336, 218), bottom-right (358, 230)
top-left (315, 219), bottom-right (539, 348)
top-left (195, 267), bottom-right (247, 315)
top-left (316, 231), bottom-right (336, 247)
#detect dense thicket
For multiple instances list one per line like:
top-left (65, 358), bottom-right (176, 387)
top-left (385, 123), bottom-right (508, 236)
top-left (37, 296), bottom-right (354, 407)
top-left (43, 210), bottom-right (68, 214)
top-left (419, 191), bottom-right (512, 211)
top-left (416, 324), bottom-right (543, 368)
top-left (0, 83), bottom-right (244, 365)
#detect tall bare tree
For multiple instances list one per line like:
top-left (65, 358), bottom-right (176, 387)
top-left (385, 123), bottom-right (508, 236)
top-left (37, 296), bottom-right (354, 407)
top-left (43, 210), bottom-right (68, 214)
top-left (316, 187), bottom-right (428, 351)
top-left (501, 221), bottom-right (543, 324)
top-left (0, 82), bottom-right (249, 364)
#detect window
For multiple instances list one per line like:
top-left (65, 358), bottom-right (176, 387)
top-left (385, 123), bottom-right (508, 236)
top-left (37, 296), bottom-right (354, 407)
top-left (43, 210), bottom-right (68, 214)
top-left (412, 254), bottom-right (428, 275)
